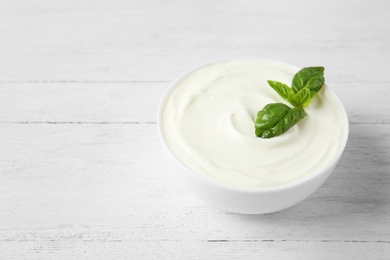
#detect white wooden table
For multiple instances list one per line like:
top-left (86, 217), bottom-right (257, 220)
top-left (1, 0), bottom-right (389, 259)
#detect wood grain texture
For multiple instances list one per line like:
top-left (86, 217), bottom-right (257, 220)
top-left (0, 81), bottom-right (388, 124)
top-left (0, 123), bottom-right (389, 258)
top-left (0, 0), bottom-right (389, 82)
top-left (0, 0), bottom-right (389, 258)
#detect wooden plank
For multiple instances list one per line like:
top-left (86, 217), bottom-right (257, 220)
top-left (1, 240), bottom-right (389, 259)
top-left (0, 0), bottom-right (388, 82)
top-left (0, 82), bottom-right (167, 123)
top-left (0, 81), bottom-right (388, 124)
top-left (0, 123), bottom-right (388, 242)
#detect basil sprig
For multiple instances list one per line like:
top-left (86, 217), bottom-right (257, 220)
top-left (255, 67), bottom-right (324, 138)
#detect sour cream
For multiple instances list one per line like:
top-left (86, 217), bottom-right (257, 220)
top-left (161, 60), bottom-right (348, 189)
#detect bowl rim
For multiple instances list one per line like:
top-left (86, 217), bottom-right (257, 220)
top-left (157, 59), bottom-right (349, 194)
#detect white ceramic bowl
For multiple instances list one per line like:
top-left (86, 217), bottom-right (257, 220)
top-left (157, 60), bottom-right (349, 214)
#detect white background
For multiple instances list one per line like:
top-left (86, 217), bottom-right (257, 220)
top-left (0, 0), bottom-right (389, 259)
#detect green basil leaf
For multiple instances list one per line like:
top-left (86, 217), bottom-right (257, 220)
top-left (292, 87), bottom-right (311, 108)
top-left (267, 80), bottom-right (295, 103)
top-left (291, 67), bottom-right (324, 97)
top-left (255, 103), bottom-right (306, 138)
top-left (268, 80), bottom-right (310, 108)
